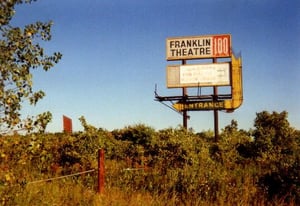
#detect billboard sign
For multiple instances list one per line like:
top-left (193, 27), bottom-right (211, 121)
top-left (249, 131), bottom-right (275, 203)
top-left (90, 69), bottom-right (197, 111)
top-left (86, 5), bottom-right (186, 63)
top-left (167, 63), bottom-right (230, 88)
top-left (166, 34), bottom-right (231, 60)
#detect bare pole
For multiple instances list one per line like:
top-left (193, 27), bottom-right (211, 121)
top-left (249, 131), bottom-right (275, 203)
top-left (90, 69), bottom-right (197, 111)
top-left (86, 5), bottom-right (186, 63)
top-left (182, 59), bottom-right (188, 129)
top-left (98, 149), bottom-right (105, 194)
top-left (213, 58), bottom-right (219, 142)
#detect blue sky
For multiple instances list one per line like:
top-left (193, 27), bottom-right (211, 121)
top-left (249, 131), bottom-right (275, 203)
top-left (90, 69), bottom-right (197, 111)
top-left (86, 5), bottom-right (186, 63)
top-left (12, 0), bottom-right (300, 132)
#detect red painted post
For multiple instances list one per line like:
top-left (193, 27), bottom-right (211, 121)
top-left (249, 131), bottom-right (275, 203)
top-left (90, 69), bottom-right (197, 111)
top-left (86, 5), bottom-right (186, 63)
top-left (63, 115), bottom-right (72, 133)
top-left (98, 149), bottom-right (105, 194)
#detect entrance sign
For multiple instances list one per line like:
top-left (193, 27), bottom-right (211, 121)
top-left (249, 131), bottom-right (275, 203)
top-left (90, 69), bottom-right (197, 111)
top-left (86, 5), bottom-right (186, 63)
top-left (173, 101), bottom-right (225, 111)
top-left (166, 34), bottom-right (231, 60)
top-left (167, 63), bottom-right (230, 88)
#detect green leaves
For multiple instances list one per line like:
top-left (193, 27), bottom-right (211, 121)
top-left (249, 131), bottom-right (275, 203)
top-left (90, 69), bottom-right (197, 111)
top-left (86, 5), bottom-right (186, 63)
top-left (253, 111), bottom-right (295, 156)
top-left (0, 0), bottom-right (62, 133)
top-left (0, 1), bottom-right (37, 25)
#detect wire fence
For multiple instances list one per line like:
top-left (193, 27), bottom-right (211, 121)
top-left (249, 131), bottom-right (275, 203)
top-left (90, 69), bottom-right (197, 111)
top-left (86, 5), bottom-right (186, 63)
top-left (6, 149), bottom-right (146, 193)
top-left (26, 169), bottom-right (95, 185)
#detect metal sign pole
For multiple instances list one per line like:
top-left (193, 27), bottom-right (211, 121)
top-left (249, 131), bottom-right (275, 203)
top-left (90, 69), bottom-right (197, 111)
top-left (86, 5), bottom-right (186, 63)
top-left (182, 59), bottom-right (188, 129)
top-left (213, 58), bottom-right (219, 142)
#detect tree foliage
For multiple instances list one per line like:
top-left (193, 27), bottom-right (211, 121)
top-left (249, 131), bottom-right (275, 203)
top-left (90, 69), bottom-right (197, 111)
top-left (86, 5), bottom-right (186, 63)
top-left (253, 111), bottom-right (296, 155)
top-left (0, 0), bottom-right (62, 133)
top-left (251, 111), bottom-right (300, 201)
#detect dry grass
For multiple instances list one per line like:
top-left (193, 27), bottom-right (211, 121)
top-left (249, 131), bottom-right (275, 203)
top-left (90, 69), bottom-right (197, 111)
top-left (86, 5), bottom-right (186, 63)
top-left (2, 175), bottom-right (297, 206)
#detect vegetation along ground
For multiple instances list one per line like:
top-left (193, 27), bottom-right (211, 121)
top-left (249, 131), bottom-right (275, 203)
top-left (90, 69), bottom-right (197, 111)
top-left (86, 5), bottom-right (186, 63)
top-left (0, 111), bottom-right (299, 205)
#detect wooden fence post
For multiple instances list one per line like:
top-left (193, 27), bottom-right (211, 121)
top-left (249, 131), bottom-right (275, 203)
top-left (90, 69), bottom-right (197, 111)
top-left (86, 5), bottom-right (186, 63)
top-left (98, 149), bottom-right (105, 194)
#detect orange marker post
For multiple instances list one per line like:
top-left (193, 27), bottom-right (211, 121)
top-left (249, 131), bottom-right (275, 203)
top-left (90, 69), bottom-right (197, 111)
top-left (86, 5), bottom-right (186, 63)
top-left (98, 149), bottom-right (105, 194)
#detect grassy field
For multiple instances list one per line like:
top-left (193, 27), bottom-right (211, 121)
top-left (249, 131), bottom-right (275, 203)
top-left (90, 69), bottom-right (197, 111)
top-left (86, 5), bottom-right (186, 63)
top-left (1, 112), bottom-right (299, 205)
top-left (4, 178), bottom-right (293, 206)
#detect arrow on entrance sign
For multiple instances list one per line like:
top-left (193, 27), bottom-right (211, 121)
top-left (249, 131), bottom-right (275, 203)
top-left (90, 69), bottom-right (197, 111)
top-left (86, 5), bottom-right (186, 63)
top-left (225, 53), bottom-right (243, 112)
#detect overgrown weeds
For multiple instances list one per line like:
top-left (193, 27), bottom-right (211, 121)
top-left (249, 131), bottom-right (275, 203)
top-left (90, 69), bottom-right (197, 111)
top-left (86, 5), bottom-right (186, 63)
top-left (0, 111), bottom-right (299, 205)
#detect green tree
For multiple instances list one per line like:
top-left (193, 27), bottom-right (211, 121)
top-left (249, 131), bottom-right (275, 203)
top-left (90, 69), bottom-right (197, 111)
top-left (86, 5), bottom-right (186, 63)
top-left (0, 0), bottom-right (62, 133)
top-left (215, 119), bottom-right (252, 164)
top-left (252, 111), bottom-right (300, 202)
top-left (253, 111), bottom-right (297, 158)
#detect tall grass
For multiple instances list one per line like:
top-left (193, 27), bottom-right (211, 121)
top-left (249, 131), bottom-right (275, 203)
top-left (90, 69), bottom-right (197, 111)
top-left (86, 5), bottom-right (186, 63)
top-left (5, 181), bottom-right (294, 206)
top-left (1, 120), bottom-right (299, 205)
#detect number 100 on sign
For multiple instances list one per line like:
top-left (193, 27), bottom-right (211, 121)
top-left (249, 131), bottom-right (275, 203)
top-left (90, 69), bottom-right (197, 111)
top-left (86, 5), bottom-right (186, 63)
top-left (213, 35), bottom-right (230, 57)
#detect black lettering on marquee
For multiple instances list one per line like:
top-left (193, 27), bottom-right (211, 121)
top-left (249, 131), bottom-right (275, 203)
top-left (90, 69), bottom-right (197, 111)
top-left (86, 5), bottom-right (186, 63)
top-left (170, 38), bottom-right (211, 48)
top-left (199, 48), bottom-right (205, 55)
top-left (205, 39), bottom-right (211, 46)
top-left (170, 41), bottom-right (175, 48)
top-left (206, 47), bottom-right (211, 55)
top-left (182, 101), bottom-right (225, 111)
top-left (169, 38), bottom-right (212, 57)
top-left (180, 41), bottom-right (186, 47)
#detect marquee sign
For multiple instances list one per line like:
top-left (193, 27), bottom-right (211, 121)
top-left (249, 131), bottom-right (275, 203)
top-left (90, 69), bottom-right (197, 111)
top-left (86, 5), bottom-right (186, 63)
top-left (166, 34), bottom-right (231, 60)
top-left (166, 63), bottom-right (230, 88)
top-left (171, 54), bottom-right (243, 112)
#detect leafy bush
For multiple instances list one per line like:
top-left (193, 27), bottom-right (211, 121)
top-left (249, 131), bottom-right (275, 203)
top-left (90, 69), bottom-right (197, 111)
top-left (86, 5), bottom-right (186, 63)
top-left (0, 111), bottom-right (299, 205)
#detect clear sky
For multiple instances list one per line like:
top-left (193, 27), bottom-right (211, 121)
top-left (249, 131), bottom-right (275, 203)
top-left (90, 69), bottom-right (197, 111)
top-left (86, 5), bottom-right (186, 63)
top-left (11, 0), bottom-right (300, 132)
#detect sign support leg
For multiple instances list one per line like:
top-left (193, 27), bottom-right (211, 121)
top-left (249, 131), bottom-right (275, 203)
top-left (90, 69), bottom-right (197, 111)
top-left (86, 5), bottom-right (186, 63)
top-left (213, 58), bottom-right (219, 142)
top-left (213, 86), bottom-right (219, 142)
top-left (183, 87), bottom-right (188, 129)
top-left (182, 60), bottom-right (188, 129)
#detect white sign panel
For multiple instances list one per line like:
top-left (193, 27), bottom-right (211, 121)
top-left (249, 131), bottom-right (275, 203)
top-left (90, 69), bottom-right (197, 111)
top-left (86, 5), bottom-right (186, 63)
top-left (180, 63), bottom-right (230, 86)
top-left (166, 34), bottom-right (231, 60)
top-left (166, 63), bottom-right (230, 88)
